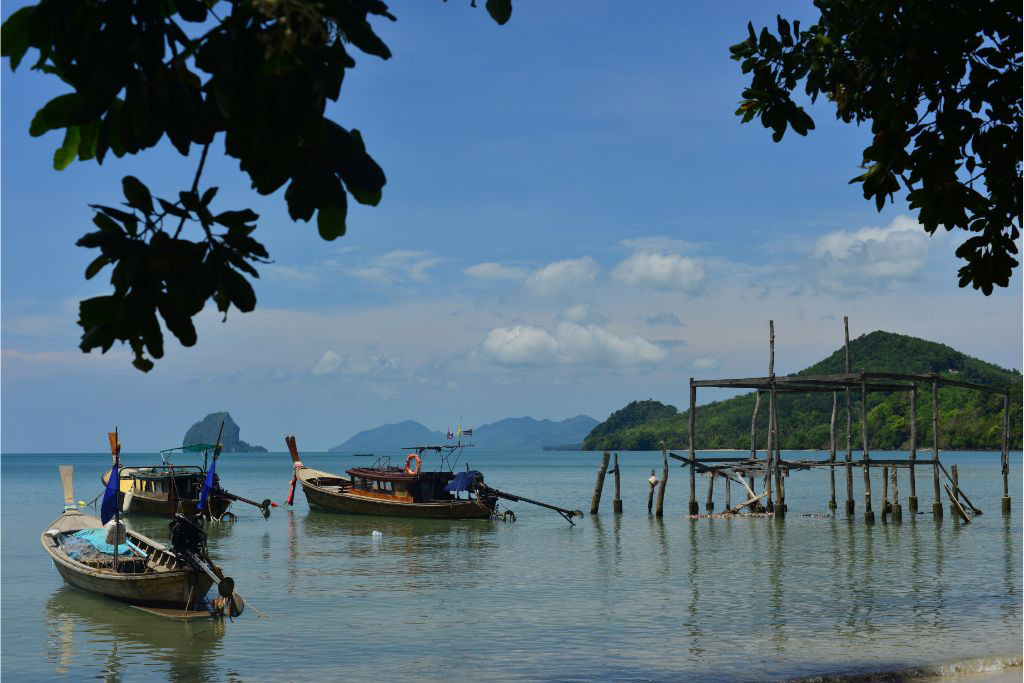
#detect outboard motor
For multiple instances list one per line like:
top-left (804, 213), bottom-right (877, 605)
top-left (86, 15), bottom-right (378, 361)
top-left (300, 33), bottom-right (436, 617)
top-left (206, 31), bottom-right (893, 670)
top-left (168, 513), bottom-right (206, 557)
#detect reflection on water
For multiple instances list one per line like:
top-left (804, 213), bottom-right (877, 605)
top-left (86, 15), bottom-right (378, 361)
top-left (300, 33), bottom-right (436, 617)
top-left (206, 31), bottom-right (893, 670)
top-left (45, 587), bottom-right (225, 682)
top-left (4, 451), bottom-right (1021, 681)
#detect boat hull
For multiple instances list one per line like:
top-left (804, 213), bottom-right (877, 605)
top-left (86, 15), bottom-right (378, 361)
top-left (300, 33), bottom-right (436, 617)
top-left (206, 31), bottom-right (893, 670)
top-left (101, 468), bottom-right (231, 519)
top-left (42, 511), bottom-right (214, 608)
top-left (299, 472), bottom-right (493, 520)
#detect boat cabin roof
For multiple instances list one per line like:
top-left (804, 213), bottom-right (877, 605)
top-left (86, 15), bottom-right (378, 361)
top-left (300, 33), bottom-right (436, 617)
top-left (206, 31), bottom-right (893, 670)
top-left (346, 467), bottom-right (453, 482)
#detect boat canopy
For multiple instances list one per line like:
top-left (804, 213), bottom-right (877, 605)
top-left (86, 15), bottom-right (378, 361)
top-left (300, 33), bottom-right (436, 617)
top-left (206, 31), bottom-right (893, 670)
top-left (444, 470), bottom-right (483, 493)
top-left (159, 443), bottom-right (217, 465)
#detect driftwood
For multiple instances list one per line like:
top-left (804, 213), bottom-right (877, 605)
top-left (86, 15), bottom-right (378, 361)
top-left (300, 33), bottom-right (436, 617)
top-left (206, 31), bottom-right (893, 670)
top-left (944, 484), bottom-right (971, 524)
top-left (590, 451), bottom-right (610, 515)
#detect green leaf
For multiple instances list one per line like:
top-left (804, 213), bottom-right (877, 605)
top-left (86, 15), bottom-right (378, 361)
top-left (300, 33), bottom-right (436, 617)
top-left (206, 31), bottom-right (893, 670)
top-left (122, 176), bottom-right (154, 214)
top-left (214, 209), bottom-right (259, 230)
top-left (317, 202), bottom-right (347, 241)
top-left (0, 7), bottom-right (33, 71)
top-left (223, 269), bottom-right (256, 312)
top-left (53, 126), bottom-right (81, 170)
top-left (485, 0), bottom-right (512, 25)
top-left (29, 93), bottom-right (80, 137)
top-left (84, 254), bottom-right (110, 280)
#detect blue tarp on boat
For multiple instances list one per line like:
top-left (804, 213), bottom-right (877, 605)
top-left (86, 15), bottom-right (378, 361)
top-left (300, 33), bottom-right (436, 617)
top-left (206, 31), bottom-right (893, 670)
top-left (68, 528), bottom-right (145, 557)
top-left (444, 470), bottom-right (483, 493)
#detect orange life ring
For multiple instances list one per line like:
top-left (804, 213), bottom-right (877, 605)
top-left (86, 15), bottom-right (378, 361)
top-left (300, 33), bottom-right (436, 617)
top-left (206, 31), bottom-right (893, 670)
top-left (405, 453), bottom-right (421, 475)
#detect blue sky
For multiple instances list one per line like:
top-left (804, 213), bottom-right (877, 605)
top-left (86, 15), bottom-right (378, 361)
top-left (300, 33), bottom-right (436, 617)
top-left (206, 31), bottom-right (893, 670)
top-left (2, 2), bottom-right (1021, 452)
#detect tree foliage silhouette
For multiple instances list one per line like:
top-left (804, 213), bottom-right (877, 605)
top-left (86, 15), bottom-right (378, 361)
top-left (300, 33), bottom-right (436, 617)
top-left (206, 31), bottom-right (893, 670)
top-left (731, 1), bottom-right (1021, 294)
top-left (1, 0), bottom-right (511, 370)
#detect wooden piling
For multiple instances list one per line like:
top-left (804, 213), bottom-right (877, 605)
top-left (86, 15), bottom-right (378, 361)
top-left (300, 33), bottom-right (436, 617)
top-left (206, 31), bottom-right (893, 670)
top-left (844, 317), bottom-right (854, 516)
top-left (862, 381), bottom-right (874, 523)
top-left (705, 468), bottom-right (715, 511)
top-left (881, 465), bottom-right (890, 520)
top-left (688, 382), bottom-right (699, 515)
top-left (647, 469), bottom-right (657, 513)
top-left (612, 453), bottom-right (622, 514)
top-left (828, 391), bottom-right (838, 509)
top-left (931, 380), bottom-right (943, 519)
top-left (1002, 393), bottom-right (1011, 514)
top-left (590, 451), bottom-right (610, 514)
top-left (772, 383), bottom-right (785, 517)
top-left (656, 445), bottom-right (669, 518)
top-left (749, 392), bottom-right (761, 507)
top-left (766, 321), bottom-right (776, 513)
top-left (725, 473), bottom-right (731, 511)
top-left (949, 464), bottom-right (959, 516)
top-left (908, 385), bottom-right (918, 512)
top-left (891, 466), bottom-right (902, 523)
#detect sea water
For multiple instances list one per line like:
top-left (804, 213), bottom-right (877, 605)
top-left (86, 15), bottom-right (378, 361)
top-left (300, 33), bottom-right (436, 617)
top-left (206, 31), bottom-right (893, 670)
top-left (2, 450), bottom-right (1021, 681)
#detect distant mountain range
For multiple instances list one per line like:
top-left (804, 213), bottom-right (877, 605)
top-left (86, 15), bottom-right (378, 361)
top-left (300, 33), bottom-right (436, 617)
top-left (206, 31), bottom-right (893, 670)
top-left (582, 331), bottom-right (1023, 451)
top-left (330, 415), bottom-right (598, 452)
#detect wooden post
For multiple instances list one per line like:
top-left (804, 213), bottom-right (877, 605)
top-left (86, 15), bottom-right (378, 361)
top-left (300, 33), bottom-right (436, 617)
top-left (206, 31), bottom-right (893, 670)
top-left (844, 317), bottom-right (854, 516)
top-left (908, 385), bottom-right (918, 512)
top-left (705, 468), bottom-right (715, 511)
top-left (772, 382), bottom-right (785, 517)
top-left (656, 445), bottom-right (669, 518)
top-left (688, 382), bottom-right (699, 515)
top-left (749, 392), bottom-right (761, 507)
top-left (766, 321), bottom-right (776, 513)
top-left (1002, 393), bottom-right (1011, 514)
top-left (612, 453), bottom-right (622, 514)
top-left (891, 466), bottom-right (902, 522)
top-left (590, 451), bottom-right (610, 514)
top-left (647, 469), bottom-right (658, 513)
top-left (949, 464), bottom-right (959, 516)
top-left (881, 465), bottom-right (890, 520)
top-left (725, 473), bottom-right (731, 511)
top-left (862, 380), bottom-right (874, 523)
top-left (932, 380), bottom-right (943, 519)
top-left (828, 391), bottom-right (838, 509)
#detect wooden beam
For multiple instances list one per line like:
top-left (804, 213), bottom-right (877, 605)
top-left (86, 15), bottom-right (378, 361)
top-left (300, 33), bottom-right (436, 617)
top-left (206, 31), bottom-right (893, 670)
top-left (908, 385), bottom-right (918, 512)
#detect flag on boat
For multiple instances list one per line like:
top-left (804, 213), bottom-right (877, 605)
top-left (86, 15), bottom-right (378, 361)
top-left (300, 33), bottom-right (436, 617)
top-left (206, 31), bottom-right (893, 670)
top-left (447, 429), bottom-right (453, 440)
top-left (463, 428), bottom-right (473, 437)
top-left (101, 431), bottom-right (120, 524)
top-left (100, 462), bottom-right (119, 524)
top-left (456, 425), bottom-right (462, 439)
top-left (198, 451), bottom-right (217, 511)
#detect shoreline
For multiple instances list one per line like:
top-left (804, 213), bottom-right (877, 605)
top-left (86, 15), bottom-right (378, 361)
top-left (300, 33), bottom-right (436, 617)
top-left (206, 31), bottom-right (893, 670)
top-left (790, 654), bottom-right (1022, 683)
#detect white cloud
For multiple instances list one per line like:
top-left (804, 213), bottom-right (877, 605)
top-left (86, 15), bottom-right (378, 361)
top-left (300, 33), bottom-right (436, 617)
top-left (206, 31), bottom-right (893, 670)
top-left (612, 251), bottom-right (706, 292)
top-left (812, 215), bottom-right (931, 293)
top-left (351, 250), bottom-right (442, 284)
top-left (311, 350), bottom-right (399, 376)
top-left (646, 312), bottom-right (684, 327)
top-left (464, 262), bottom-right (528, 281)
top-left (480, 321), bottom-right (667, 368)
top-left (480, 325), bottom-right (560, 365)
top-left (690, 355), bottom-right (721, 371)
top-left (558, 304), bottom-right (607, 324)
top-left (525, 257), bottom-right (597, 296)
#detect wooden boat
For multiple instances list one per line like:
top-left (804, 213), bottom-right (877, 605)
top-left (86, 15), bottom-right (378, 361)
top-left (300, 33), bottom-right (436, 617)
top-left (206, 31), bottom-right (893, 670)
top-left (287, 437), bottom-right (494, 519)
top-left (43, 465), bottom-right (241, 617)
top-left (100, 440), bottom-right (271, 520)
top-left (285, 435), bottom-right (584, 523)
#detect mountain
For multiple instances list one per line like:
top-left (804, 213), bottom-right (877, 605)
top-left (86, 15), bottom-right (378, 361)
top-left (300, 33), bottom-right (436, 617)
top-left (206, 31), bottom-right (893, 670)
top-left (330, 415), bottom-right (599, 452)
top-left (183, 412), bottom-right (267, 452)
top-left (330, 420), bottom-right (445, 452)
top-left (472, 415), bottom-right (598, 450)
top-left (583, 331), bottom-right (1023, 451)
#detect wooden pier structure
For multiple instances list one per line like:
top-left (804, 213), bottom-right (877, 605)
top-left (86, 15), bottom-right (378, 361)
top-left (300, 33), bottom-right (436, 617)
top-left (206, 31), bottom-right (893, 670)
top-left (589, 318), bottom-right (1014, 523)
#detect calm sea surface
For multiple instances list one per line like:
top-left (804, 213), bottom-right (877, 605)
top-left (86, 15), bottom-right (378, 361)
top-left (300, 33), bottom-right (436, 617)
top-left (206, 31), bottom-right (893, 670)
top-left (2, 450), bottom-right (1021, 681)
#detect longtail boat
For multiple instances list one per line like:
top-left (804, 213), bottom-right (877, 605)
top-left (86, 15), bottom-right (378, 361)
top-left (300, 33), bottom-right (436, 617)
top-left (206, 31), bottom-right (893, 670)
top-left (100, 424), bottom-right (273, 520)
top-left (43, 464), bottom-right (243, 619)
top-left (285, 435), bottom-right (583, 523)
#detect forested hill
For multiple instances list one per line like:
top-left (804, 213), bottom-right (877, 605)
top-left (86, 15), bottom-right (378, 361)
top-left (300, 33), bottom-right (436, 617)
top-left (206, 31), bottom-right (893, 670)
top-left (583, 331), bottom-right (1023, 451)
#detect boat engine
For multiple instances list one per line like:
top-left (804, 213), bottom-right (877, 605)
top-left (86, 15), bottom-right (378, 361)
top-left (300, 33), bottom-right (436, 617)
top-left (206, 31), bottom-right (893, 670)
top-left (169, 513), bottom-right (206, 557)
